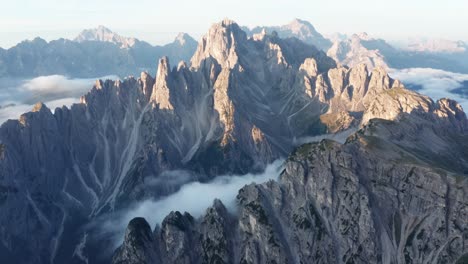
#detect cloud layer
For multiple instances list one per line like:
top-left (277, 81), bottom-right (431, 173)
top-left (0, 75), bottom-right (118, 124)
top-left (99, 159), bottom-right (285, 248)
top-left (389, 68), bottom-right (468, 112)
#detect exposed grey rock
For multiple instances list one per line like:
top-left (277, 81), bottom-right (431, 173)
top-left (0, 20), bottom-right (340, 263)
top-left (327, 32), bottom-right (468, 73)
top-left (245, 19), bottom-right (468, 73)
top-left (139, 71), bottom-right (155, 100)
top-left (151, 57), bottom-right (173, 109)
top-left (75, 25), bottom-right (138, 49)
top-left (2, 19), bottom-right (467, 264)
top-left (116, 96), bottom-right (468, 263)
top-left (112, 217), bottom-right (157, 264)
top-left (327, 33), bottom-right (389, 70)
top-left (247, 18), bottom-right (333, 51)
top-left (0, 28), bottom-right (198, 78)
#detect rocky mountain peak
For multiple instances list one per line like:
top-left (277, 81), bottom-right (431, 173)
top-left (276, 18), bottom-right (332, 50)
top-left (174, 33), bottom-right (195, 46)
top-left (252, 28), bottom-right (268, 41)
top-left (220, 18), bottom-right (237, 27)
top-left (151, 57), bottom-right (173, 109)
top-left (354, 32), bottom-right (371, 41)
top-left (299, 58), bottom-right (318, 77)
top-left (359, 84), bottom-right (468, 133)
top-left (368, 66), bottom-right (391, 90)
top-left (17, 101), bottom-right (54, 127)
top-left (74, 25), bottom-right (137, 48)
top-left (286, 18), bottom-right (320, 36)
top-left (4, 18), bottom-right (468, 264)
top-left (112, 217), bottom-right (157, 264)
top-left (139, 71), bottom-right (155, 99)
top-left (124, 217), bottom-right (154, 247)
top-left (243, 19), bottom-right (335, 51)
top-left (31, 102), bottom-right (49, 113)
top-left (434, 98), bottom-right (468, 131)
top-left (96, 25), bottom-right (112, 34)
top-left (190, 19), bottom-right (246, 69)
top-left (327, 33), bottom-right (389, 70)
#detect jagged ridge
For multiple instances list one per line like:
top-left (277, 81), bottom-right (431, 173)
top-left (114, 92), bottom-right (468, 263)
top-left (0, 19), bottom-right (467, 264)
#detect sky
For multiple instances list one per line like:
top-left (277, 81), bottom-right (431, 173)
top-left (0, 0), bottom-right (467, 48)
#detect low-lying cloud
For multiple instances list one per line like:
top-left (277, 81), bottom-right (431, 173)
top-left (0, 75), bottom-right (118, 124)
top-left (389, 68), bottom-right (468, 112)
top-left (98, 159), bottom-right (285, 248)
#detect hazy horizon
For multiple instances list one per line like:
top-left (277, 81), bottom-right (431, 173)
top-left (1, 0), bottom-right (467, 49)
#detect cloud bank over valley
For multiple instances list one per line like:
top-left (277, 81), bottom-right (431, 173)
top-left (0, 75), bottom-right (118, 124)
top-left (390, 68), bottom-right (468, 112)
top-left (98, 159), bottom-right (285, 248)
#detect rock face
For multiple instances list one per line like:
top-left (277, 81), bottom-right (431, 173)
top-left (112, 217), bottom-right (157, 264)
top-left (74, 25), bottom-right (138, 49)
top-left (0, 19), bottom-right (336, 264)
top-left (1, 19), bottom-right (467, 264)
top-left (247, 18), bottom-right (333, 51)
top-left (327, 33), bottom-right (389, 70)
top-left (326, 32), bottom-right (468, 73)
top-left (245, 19), bottom-right (468, 73)
top-left (0, 28), bottom-right (198, 78)
top-left (113, 91), bottom-right (468, 264)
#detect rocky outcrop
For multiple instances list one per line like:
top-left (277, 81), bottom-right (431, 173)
top-left (0, 20), bottom-right (336, 263)
top-left (151, 57), bottom-right (174, 109)
top-left (1, 19), bottom-right (467, 264)
top-left (0, 29), bottom-right (198, 78)
top-left (114, 102), bottom-right (468, 264)
top-left (326, 32), bottom-right (468, 73)
top-left (246, 20), bottom-right (468, 73)
top-left (74, 25), bottom-right (138, 49)
top-left (247, 18), bottom-right (333, 51)
top-left (191, 19), bottom-right (245, 69)
top-left (327, 33), bottom-right (389, 70)
top-left (112, 218), bottom-right (157, 264)
top-left (139, 71), bottom-right (155, 100)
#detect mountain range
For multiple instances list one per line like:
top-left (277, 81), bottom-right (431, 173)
top-left (0, 19), bottom-right (467, 264)
top-left (0, 26), bottom-right (197, 78)
top-left (74, 25), bottom-right (139, 49)
top-left (248, 19), bottom-right (468, 73)
top-left (1, 19), bottom-right (468, 81)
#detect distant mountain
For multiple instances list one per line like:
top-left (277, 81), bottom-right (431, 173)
top-left (0, 27), bottom-right (198, 78)
top-left (405, 38), bottom-right (467, 53)
top-left (325, 32), bottom-right (348, 42)
top-left (0, 19), bottom-right (468, 264)
top-left (3, 21), bottom-right (468, 79)
top-left (246, 18), bottom-right (333, 51)
top-left (327, 32), bottom-right (468, 73)
top-left (115, 93), bottom-right (468, 264)
top-left (1, 19), bottom-right (467, 264)
top-left (74, 25), bottom-right (138, 48)
top-left (245, 19), bottom-right (468, 73)
top-left (327, 33), bottom-right (389, 69)
top-left (112, 20), bottom-right (468, 264)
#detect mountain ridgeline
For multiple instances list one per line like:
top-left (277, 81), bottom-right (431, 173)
top-left (0, 19), bottom-right (467, 264)
top-left (0, 26), bottom-right (198, 78)
top-left (1, 20), bottom-right (468, 80)
top-left (246, 19), bottom-right (468, 73)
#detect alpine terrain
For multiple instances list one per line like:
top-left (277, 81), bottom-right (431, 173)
top-left (0, 19), bottom-right (467, 264)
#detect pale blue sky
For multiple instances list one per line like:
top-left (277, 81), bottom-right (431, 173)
top-left (0, 0), bottom-right (467, 48)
